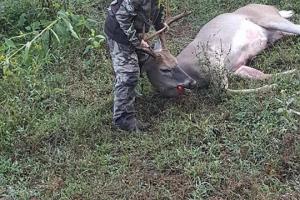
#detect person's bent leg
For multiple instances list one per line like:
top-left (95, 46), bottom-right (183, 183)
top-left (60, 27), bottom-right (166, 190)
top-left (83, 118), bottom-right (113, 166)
top-left (113, 71), bottom-right (140, 131)
top-left (107, 38), bottom-right (141, 131)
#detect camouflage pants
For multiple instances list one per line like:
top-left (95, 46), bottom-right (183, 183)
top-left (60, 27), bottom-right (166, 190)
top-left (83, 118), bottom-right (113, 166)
top-left (107, 38), bottom-right (147, 130)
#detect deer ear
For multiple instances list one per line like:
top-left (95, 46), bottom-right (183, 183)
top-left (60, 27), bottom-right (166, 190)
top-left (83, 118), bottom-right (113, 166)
top-left (153, 40), bottom-right (163, 52)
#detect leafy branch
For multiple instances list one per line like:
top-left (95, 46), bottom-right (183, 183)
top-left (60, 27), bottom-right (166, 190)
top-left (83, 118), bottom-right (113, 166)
top-left (6, 19), bottom-right (59, 62)
top-left (2, 10), bottom-right (84, 66)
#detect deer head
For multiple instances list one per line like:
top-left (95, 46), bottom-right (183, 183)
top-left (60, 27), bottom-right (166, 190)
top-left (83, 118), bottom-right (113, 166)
top-left (139, 11), bottom-right (196, 97)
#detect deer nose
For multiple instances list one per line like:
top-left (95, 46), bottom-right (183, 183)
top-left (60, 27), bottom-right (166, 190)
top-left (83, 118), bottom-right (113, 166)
top-left (182, 78), bottom-right (197, 89)
top-left (189, 79), bottom-right (197, 88)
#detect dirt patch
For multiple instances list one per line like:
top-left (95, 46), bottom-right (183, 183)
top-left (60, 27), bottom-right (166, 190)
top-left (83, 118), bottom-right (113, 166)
top-left (278, 132), bottom-right (300, 181)
top-left (105, 154), bottom-right (194, 200)
top-left (279, 192), bottom-right (300, 200)
top-left (281, 133), bottom-right (297, 164)
top-left (167, 21), bottom-right (196, 39)
top-left (47, 176), bottom-right (65, 193)
top-left (207, 176), bottom-right (261, 199)
top-left (122, 169), bottom-right (194, 200)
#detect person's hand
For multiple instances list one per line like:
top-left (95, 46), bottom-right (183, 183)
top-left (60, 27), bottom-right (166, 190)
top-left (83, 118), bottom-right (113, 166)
top-left (140, 39), bottom-right (150, 48)
top-left (135, 40), bottom-right (156, 58)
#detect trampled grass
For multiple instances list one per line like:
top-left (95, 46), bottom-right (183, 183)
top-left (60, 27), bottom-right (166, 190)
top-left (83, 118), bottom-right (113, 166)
top-left (0, 0), bottom-right (299, 199)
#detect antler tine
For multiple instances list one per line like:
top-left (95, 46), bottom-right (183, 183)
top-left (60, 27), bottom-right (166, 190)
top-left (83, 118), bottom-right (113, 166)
top-left (159, 32), bottom-right (167, 49)
top-left (146, 26), bottom-right (167, 41)
top-left (165, 10), bottom-right (192, 25)
top-left (145, 10), bottom-right (192, 41)
top-left (136, 47), bottom-right (157, 58)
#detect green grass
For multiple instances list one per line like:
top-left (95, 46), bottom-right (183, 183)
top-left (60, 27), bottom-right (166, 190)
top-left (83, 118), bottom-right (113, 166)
top-left (1, 0), bottom-right (299, 199)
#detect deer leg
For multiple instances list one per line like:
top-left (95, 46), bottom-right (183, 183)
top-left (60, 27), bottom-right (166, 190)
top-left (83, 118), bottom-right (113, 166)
top-left (279, 10), bottom-right (294, 19)
top-left (256, 17), bottom-right (300, 35)
top-left (234, 66), bottom-right (298, 80)
top-left (233, 65), bottom-right (271, 80)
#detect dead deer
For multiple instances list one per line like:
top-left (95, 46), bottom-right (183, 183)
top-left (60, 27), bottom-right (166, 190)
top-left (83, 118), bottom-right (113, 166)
top-left (142, 4), bottom-right (299, 96)
top-left (176, 4), bottom-right (299, 94)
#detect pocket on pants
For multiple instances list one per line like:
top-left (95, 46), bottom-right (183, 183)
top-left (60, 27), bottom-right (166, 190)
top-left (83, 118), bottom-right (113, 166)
top-left (115, 73), bottom-right (139, 87)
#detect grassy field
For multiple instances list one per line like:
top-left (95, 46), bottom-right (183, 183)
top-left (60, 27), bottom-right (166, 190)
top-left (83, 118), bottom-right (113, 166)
top-left (1, 0), bottom-right (299, 199)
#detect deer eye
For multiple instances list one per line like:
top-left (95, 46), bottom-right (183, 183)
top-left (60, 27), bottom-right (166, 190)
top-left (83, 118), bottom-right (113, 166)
top-left (160, 68), bottom-right (172, 73)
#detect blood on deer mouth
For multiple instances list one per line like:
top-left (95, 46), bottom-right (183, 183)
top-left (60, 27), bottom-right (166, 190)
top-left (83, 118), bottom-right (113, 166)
top-left (176, 85), bottom-right (185, 95)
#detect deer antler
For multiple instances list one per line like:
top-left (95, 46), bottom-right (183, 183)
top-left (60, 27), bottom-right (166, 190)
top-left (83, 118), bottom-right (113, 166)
top-left (138, 11), bottom-right (192, 57)
top-left (136, 46), bottom-right (157, 58)
top-left (145, 11), bottom-right (192, 42)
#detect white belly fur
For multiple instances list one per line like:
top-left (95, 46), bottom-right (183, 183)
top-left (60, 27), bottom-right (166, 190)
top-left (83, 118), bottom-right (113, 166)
top-left (230, 19), bottom-right (268, 70)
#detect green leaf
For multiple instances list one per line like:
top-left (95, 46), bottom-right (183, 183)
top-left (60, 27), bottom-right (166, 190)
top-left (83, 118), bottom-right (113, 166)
top-left (62, 18), bottom-right (79, 39)
top-left (54, 22), bottom-right (68, 36)
top-left (30, 21), bottom-right (41, 31)
top-left (25, 26), bottom-right (31, 31)
top-left (4, 39), bottom-right (16, 48)
top-left (50, 29), bottom-right (60, 43)
top-left (96, 35), bottom-right (106, 41)
top-left (24, 41), bottom-right (32, 62)
top-left (93, 41), bottom-right (100, 48)
top-left (58, 10), bottom-right (68, 19)
top-left (3, 64), bottom-right (13, 78)
top-left (17, 13), bottom-right (27, 27)
top-left (83, 45), bottom-right (92, 55)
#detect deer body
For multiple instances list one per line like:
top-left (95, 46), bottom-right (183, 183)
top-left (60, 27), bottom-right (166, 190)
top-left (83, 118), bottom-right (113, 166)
top-left (176, 4), bottom-right (299, 90)
top-left (140, 4), bottom-right (299, 97)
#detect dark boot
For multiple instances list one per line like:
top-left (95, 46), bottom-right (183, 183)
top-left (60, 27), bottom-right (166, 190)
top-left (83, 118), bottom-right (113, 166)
top-left (114, 119), bottom-right (150, 132)
top-left (132, 120), bottom-right (150, 132)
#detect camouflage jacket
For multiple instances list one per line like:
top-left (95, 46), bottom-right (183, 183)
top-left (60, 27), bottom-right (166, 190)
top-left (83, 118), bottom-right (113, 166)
top-left (104, 0), bottom-right (164, 47)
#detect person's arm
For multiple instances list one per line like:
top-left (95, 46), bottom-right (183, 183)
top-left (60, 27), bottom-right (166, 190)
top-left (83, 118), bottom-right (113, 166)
top-left (115, 0), bottom-right (141, 47)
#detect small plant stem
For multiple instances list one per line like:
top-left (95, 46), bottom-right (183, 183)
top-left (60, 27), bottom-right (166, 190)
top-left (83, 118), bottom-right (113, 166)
top-left (7, 18), bottom-right (60, 61)
top-left (289, 109), bottom-right (300, 116)
top-left (227, 84), bottom-right (278, 94)
top-left (9, 32), bottom-right (37, 40)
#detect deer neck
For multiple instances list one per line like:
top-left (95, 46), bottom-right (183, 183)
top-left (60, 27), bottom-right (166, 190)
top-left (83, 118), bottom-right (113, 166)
top-left (142, 56), bottom-right (160, 86)
top-left (176, 42), bottom-right (211, 88)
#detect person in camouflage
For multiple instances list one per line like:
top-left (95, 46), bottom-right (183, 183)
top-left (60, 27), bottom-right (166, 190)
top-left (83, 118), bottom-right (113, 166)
top-left (104, 0), bottom-right (165, 132)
